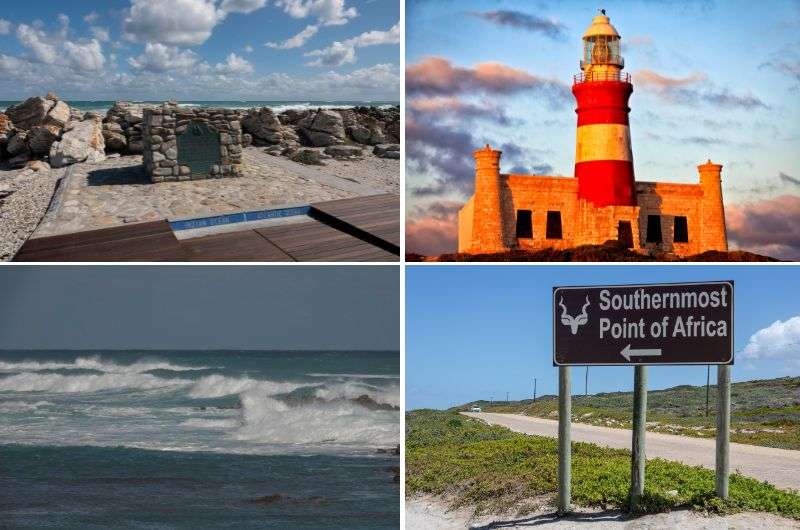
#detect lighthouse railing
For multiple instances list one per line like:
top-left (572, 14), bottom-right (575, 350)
top-left (573, 71), bottom-right (631, 84)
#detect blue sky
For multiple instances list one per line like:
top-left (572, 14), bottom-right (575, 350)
top-left (405, 0), bottom-right (800, 259)
top-left (0, 0), bottom-right (399, 100)
top-left (406, 265), bottom-right (800, 410)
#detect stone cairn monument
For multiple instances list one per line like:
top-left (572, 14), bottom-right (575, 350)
top-left (142, 103), bottom-right (244, 183)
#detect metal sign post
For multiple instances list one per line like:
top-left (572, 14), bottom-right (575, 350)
top-left (716, 364), bottom-right (731, 498)
top-left (552, 281), bottom-right (734, 513)
top-left (558, 366), bottom-right (571, 514)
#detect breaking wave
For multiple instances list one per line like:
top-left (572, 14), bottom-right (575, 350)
top-left (187, 375), bottom-right (314, 398)
top-left (0, 372), bottom-right (191, 393)
top-left (0, 356), bottom-right (212, 374)
top-left (235, 392), bottom-right (398, 448)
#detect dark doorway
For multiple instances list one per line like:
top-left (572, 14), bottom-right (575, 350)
top-left (646, 215), bottom-right (662, 243)
top-left (673, 216), bottom-right (689, 243)
top-left (516, 210), bottom-right (533, 239)
top-left (546, 211), bottom-right (563, 239)
top-left (617, 221), bottom-right (633, 248)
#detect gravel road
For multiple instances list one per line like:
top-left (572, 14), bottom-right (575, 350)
top-left (463, 412), bottom-right (800, 491)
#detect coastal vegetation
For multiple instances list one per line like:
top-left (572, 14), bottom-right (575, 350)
top-left (406, 410), bottom-right (800, 518)
top-left (456, 376), bottom-right (800, 450)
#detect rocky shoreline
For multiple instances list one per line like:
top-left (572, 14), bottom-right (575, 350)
top-left (0, 93), bottom-right (400, 171)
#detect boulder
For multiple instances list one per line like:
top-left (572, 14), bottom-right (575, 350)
top-left (45, 100), bottom-right (71, 128)
top-left (278, 108), bottom-right (312, 125)
top-left (49, 118), bottom-right (105, 168)
top-left (324, 145), bottom-right (363, 158)
top-left (242, 108), bottom-right (283, 145)
top-left (25, 160), bottom-right (50, 172)
top-left (0, 113), bottom-right (13, 136)
top-left (27, 125), bottom-right (62, 156)
top-left (84, 111), bottom-right (103, 121)
top-left (7, 152), bottom-right (31, 169)
top-left (298, 109), bottom-right (345, 147)
top-left (290, 148), bottom-right (324, 166)
top-left (5, 96), bottom-right (55, 130)
top-left (6, 131), bottom-right (29, 157)
top-left (242, 133), bottom-right (253, 148)
top-left (103, 130), bottom-right (127, 152)
top-left (373, 144), bottom-right (400, 159)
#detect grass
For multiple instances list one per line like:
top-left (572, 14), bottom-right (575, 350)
top-left (458, 376), bottom-right (800, 450)
top-left (406, 410), bottom-right (800, 519)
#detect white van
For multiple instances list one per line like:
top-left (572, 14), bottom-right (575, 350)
top-left (470, 406), bottom-right (481, 413)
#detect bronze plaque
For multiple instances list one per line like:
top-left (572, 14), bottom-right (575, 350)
top-left (177, 121), bottom-right (221, 175)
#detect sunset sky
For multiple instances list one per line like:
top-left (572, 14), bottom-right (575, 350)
top-left (405, 0), bottom-right (800, 258)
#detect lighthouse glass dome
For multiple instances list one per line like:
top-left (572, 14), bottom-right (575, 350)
top-left (582, 36), bottom-right (623, 68)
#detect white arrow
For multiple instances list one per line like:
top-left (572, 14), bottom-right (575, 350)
top-left (621, 344), bottom-right (662, 362)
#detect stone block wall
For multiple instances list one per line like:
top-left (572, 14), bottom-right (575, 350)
top-left (142, 104), bottom-right (243, 183)
top-left (459, 173), bottom-right (726, 257)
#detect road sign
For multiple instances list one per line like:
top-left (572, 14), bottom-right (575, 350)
top-left (553, 281), bottom-right (734, 366)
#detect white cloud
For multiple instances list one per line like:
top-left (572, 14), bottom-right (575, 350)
top-left (266, 24), bottom-right (318, 49)
top-left (214, 52), bottom-right (253, 74)
top-left (84, 12), bottom-right (100, 24)
top-left (91, 26), bottom-right (110, 42)
top-left (0, 19), bottom-right (12, 35)
top-left (16, 24), bottom-right (58, 64)
top-left (243, 44), bottom-right (254, 53)
top-left (219, 0), bottom-right (268, 14)
top-left (304, 23), bottom-right (398, 67)
top-left (123, 0), bottom-right (223, 46)
top-left (741, 316), bottom-right (800, 362)
top-left (63, 39), bottom-right (106, 71)
top-left (128, 42), bottom-right (201, 73)
top-left (274, 0), bottom-right (357, 26)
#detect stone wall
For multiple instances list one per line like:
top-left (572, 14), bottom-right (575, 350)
top-left (142, 105), bottom-right (243, 183)
top-left (459, 168), bottom-right (727, 257)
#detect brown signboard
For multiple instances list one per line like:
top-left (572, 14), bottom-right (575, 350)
top-left (553, 281), bottom-right (734, 366)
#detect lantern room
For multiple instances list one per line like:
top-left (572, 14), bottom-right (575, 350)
top-left (580, 10), bottom-right (624, 78)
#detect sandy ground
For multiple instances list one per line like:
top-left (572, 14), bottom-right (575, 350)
top-left (407, 495), bottom-right (800, 529)
top-left (31, 146), bottom-right (399, 238)
top-left (464, 412), bottom-right (800, 491)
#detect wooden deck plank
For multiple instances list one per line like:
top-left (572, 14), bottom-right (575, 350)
top-left (310, 194), bottom-right (400, 253)
top-left (19, 221), bottom-right (173, 254)
top-left (15, 232), bottom-right (189, 262)
top-left (256, 219), bottom-right (398, 262)
top-left (181, 230), bottom-right (294, 262)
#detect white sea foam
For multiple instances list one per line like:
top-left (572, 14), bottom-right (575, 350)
top-left (0, 372), bottom-right (190, 393)
top-left (187, 374), bottom-right (314, 398)
top-left (180, 418), bottom-right (241, 429)
top-left (235, 392), bottom-right (398, 447)
top-left (0, 356), bottom-right (211, 374)
top-left (306, 373), bottom-right (400, 380)
top-left (314, 381), bottom-right (400, 408)
top-left (0, 400), bottom-right (53, 412)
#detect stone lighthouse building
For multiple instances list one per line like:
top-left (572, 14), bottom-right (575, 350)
top-left (457, 12), bottom-right (728, 256)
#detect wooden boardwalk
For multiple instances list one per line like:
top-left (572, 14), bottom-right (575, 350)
top-left (14, 194), bottom-right (399, 262)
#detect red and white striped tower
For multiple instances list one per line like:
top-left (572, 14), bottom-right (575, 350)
top-left (572, 11), bottom-right (636, 207)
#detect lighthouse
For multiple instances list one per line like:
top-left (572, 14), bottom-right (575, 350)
top-left (457, 10), bottom-right (728, 257)
top-left (572, 11), bottom-right (636, 207)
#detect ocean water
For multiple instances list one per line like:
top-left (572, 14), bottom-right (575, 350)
top-left (0, 350), bottom-right (400, 529)
top-left (0, 100), bottom-right (399, 115)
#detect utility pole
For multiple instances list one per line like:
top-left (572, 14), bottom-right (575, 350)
top-left (533, 378), bottom-right (537, 403)
top-left (585, 367), bottom-right (589, 397)
top-left (506, 391), bottom-right (509, 404)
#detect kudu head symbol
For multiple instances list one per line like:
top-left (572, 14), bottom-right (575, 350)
top-left (559, 296), bottom-right (590, 335)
